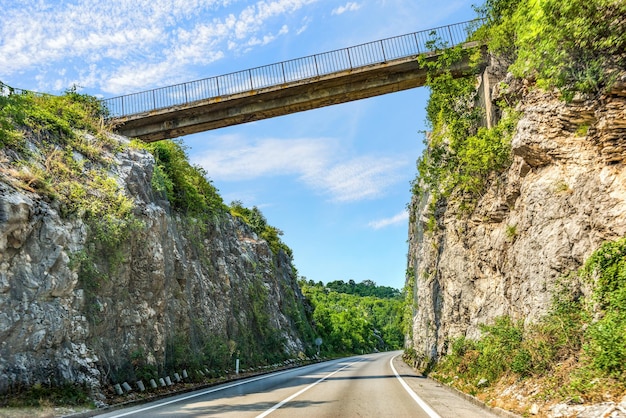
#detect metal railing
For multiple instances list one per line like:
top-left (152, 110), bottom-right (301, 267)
top-left (0, 81), bottom-right (39, 97)
top-left (102, 19), bottom-right (484, 118)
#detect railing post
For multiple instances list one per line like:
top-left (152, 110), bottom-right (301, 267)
top-left (413, 33), bottom-right (420, 54)
top-left (216, 77), bottom-right (221, 96)
top-left (152, 90), bottom-right (156, 111)
top-left (313, 55), bottom-right (319, 76)
top-left (380, 40), bottom-right (386, 62)
top-left (249, 70), bottom-right (254, 90)
top-left (448, 25), bottom-right (454, 46)
top-left (184, 84), bottom-right (188, 104)
top-left (281, 62), bottom-right (286, 83)
top-left (346, 48), bottom-right (352, 69)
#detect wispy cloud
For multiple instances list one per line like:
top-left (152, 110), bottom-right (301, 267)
top-left (0, 0), bottom-right (318, 93)
top-left (303, 155), bottom-right (405, 202)
top-left (332, 2), bottom-right (361, 15)
top-left (368, 210), bottom-right (409, 229)
top-left (191, 134), bottom-right (409, 202)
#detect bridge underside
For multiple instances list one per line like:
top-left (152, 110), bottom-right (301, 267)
top-left (113, 47), bottom-right (483, 142)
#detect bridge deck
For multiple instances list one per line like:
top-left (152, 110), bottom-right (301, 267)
top-left (104, 20), bottom-right (484, 142)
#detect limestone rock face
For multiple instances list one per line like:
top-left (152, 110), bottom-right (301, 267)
top-left (0, 136), bottom-right (306, 393)
top-left (407, 73), bottom-right (626, 362)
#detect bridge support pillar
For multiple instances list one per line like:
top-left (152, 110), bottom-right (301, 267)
top-left (477, 64), bottom-right (498, 129)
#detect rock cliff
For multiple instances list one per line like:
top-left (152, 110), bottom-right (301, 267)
top-left (0, 133), bottom-right (310, 396)
top-left (406, 69), bottom-right (626, 363)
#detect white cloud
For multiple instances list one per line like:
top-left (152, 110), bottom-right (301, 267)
top-left (191, 135), bottom-right (332, 180)
top-left (368, 210), bottom-right (409, 229)
top-left (0, 0), bottom-right (319, 93)
top-left (305, 156), bottom-right (405, 202)
top-left (332, 2), bottom-right (361, 15)
top-left (192, 134), bottom-right (409, 202)
top-left (295, 16), bottom-right (312, 35)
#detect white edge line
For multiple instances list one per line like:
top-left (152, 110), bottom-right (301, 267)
top-left (255, 358), bottom-right (363, 418)
top-left (105, 367), bottom-right (297, 417)
top-left (390, 354), bottom-right (442, 418)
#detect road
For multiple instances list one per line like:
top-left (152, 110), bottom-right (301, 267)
top-left (95, 351), bottom-right (503, 418)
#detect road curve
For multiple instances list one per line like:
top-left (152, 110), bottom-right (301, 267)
top-left (95, 351), bottom-right (503, 418)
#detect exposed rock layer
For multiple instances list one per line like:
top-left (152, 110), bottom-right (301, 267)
top-left (0, 136), bottom-right (306, 393)
top-left (407, 72), bottom-right (626, 361)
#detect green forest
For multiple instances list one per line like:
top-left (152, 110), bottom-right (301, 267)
top-left (300, 279), bottom-right (405, 355)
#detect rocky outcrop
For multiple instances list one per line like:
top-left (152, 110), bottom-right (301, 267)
top-left (0, 135), bottom-right (308, 395)
top-left (407, 72), bottom-right (626, 362)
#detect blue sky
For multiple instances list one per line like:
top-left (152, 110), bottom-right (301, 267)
top-left (0, 0), bottom-right (478, 290)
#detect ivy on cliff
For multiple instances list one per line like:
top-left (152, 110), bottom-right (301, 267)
top-left (412, 0), bottom-right (625, 227)
top-left (0, 88), bottom-right (141, 266)
top-left (411, 40), bottom-right (516, 222)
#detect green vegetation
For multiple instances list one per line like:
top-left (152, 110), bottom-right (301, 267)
top-left (474, 0), bottom-right (626, 101)
top-left (325, 279), bottom-right (401, 299)
top-left (505, 224), bottom-right (517, 240)
top-left (581, 239), bottom-right (626, 377)
top-left (428, 238), bottom-right (626, 403)
top-left (300, 280), bottom-right (404, 355)
top-left (0, 88), bottom-right (135, 235)
top-left (412, 0), bottom-right (625, 227)
top-left (229, 200), bottom-right (293, 258)
top-left (0, 86), bottom-right (106, 151)
top-left (138, 139), bottom-right (227, 217)
top-left (412, 40), bottom-right (517, 221)
top-left (0, 382), bottom-right (92, 408)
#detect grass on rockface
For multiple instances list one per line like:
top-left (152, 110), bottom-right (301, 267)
top-left (419, 238), bottom-right (626, 412)
top-left (0, 383), bottom-right (94, 409)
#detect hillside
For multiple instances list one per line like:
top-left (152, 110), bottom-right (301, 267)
top-left (0, 90), bottom-right (315, 405)
top-left (299, 279), bottom-right (404, 354)
top-left (405, 0), bottom-right (626, 415)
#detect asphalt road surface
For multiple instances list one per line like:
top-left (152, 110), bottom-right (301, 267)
top-left (95, 351), bottom-right (502, 418)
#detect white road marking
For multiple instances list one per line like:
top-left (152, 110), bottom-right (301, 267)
top-left (390, 354), bottom-right (442, 418)
top-left (255, 358), bottom-right (363, 417)
top-left (104, 367), bottom-right (296, 417)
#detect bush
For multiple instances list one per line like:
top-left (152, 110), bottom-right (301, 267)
top-left (229, 200), bottom-right (292, 258)
top-left (582, 238), bottom-right (626, 377)
top-left (1, 383), bottom-right (92, 408)
top-left (475, 0), bottom-right (626, 100)
top-left (143, 140), bottom-right (226, 217)
top-left (428, 238), bottom-right (626, 401)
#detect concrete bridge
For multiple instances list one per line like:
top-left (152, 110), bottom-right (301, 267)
top-left (103, 19), bottom-right (487, 142)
